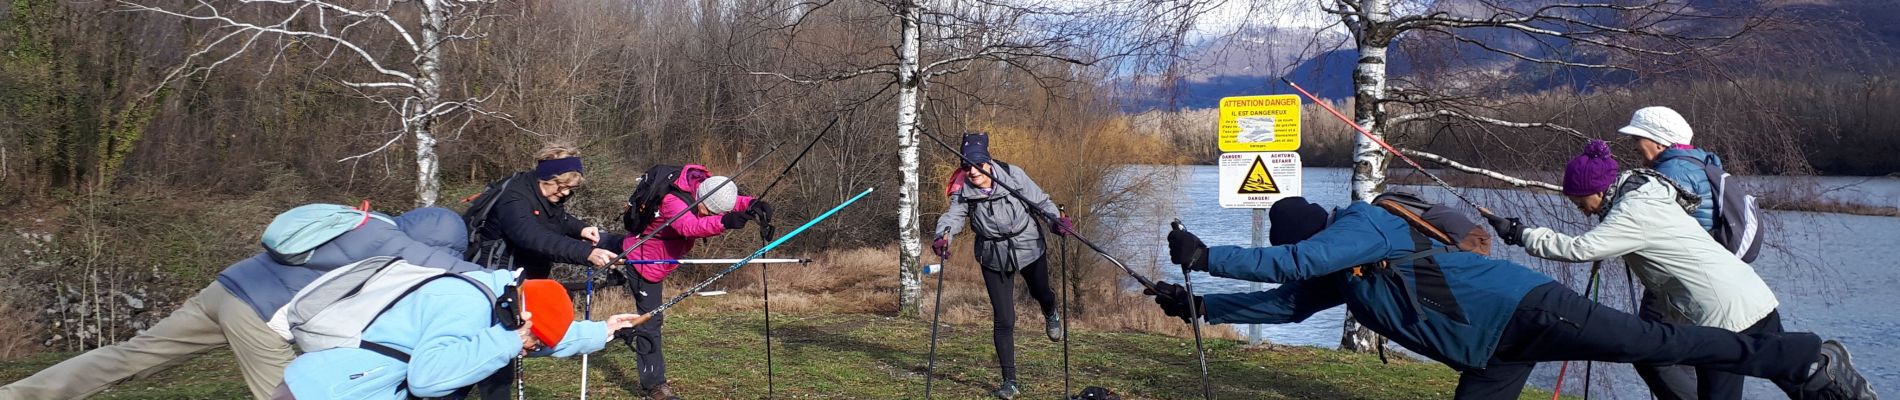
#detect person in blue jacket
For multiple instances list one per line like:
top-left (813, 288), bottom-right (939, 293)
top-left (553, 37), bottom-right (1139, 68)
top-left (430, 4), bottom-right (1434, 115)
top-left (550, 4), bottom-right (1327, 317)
top-left (280, 268), bottom-right (647, 399)
top-left (1147, 197), bottom-right (1874, 400)
top-left (0, 206), bottom-right (486, 400)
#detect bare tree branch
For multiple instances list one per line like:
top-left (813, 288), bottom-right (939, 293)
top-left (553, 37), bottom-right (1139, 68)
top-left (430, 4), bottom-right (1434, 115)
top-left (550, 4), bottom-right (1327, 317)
top-left (1401, 148), bottom-right (1562, 192)
top-left (1389, 109), bottom-right (1590, 140)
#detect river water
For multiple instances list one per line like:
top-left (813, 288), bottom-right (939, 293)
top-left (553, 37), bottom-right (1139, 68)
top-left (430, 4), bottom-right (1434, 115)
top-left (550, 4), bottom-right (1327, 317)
top-left (1106, 165), bottom-right (1900, 399)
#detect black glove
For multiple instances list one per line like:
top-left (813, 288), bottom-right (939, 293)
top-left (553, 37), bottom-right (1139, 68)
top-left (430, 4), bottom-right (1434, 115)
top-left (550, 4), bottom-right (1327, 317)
top-left (1142, 281), bottom-right (1204, 324)
top-left (1481, 211), bottom-right (1525, 247)
top-left (1167, 229), bottom-right (1210, 272)
top-left (748, 200), bottom-right (774, 225)
top-left (721, 211), bottom-right (753, 230)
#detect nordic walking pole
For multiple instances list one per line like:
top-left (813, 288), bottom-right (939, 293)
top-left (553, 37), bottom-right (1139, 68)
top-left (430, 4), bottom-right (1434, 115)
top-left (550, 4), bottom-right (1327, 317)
top-left (1059, 207), bottom-right (1074, 399)
top-left (646, 188), bottom-right (875, 315)
top-left (915, 128), bottom-right (1161, 291)
top-left (923, 252), bottom-right (950, 400)
top-left (1551, 261), bottom-right (1604, 400)
top-left (1282, 78), bottom-right (1488, 212)
top-left (581, 263), bottom-right (594, 400)
top-left (763, 255), bottom-right (775, 399)
top-left (1172, 219), bottom-right (1215, 400)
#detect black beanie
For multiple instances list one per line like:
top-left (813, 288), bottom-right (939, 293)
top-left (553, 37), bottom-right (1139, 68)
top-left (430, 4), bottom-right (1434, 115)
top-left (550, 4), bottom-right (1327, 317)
top-left (1268, 197), bottom-right (1329, 245)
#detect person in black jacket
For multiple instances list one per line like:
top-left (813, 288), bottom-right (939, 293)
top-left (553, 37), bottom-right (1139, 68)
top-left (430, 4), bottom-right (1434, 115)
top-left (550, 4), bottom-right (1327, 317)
top-left (465, 145), bottom-right (624, 400)
top-left (473, 145), bottom-right (622, 279)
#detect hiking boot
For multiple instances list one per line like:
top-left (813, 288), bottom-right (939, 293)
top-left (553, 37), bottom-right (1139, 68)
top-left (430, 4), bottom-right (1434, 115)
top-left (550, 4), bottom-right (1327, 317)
top-left (1045, 312), bottom-right (1065, 342)
top-left (1802, 340), bottom-right (1878, 400)
top-left (646, 381), bottom-right (683, 400)
top-left (991, 380), bottom-right (1022, 399)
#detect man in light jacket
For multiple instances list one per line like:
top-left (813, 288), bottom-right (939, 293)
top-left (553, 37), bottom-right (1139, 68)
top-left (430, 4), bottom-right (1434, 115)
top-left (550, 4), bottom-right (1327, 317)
top-left (1485, 139), bottom-right (1806, 400)
top-left (0, 207), bottom-right (486, 400)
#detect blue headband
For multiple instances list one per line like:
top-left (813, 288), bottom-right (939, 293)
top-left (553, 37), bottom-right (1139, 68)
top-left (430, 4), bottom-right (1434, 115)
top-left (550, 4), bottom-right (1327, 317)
top-left (535, 157), bottom-right (584, 180)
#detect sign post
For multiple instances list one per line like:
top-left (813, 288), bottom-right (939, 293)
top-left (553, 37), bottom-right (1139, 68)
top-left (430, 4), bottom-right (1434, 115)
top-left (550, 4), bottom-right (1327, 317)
top-left (1215, 95), bottom-right (1303, 347)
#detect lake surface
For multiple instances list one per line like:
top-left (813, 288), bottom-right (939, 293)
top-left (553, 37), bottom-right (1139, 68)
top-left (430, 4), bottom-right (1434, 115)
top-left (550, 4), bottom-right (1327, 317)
top-left (1106, 166), bottom-right (1900, 399)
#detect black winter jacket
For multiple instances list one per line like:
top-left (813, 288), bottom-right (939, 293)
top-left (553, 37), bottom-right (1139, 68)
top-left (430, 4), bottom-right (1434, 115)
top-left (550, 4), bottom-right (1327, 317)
top-left (474, 172), bottom-right (624, 278)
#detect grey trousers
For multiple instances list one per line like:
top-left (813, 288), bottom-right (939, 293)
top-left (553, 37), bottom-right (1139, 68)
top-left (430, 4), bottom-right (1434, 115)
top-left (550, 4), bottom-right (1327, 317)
top-left (0, 283), bottom-right (294, 400)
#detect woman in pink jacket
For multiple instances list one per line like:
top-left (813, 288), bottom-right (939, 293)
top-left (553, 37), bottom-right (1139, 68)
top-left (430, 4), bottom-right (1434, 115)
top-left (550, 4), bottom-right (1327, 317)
top-left (616, 164), bottom-right (770, 400)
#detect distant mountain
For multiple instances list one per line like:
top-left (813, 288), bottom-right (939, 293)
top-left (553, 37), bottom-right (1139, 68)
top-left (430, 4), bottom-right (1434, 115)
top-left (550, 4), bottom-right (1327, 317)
top-left (1116, 0), bottom-right (1897, 111)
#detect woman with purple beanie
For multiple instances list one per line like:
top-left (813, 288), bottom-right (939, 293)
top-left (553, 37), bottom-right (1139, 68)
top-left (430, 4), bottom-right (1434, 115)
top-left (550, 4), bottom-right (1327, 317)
top-left (1482, 140), bottom-right (1845, 400)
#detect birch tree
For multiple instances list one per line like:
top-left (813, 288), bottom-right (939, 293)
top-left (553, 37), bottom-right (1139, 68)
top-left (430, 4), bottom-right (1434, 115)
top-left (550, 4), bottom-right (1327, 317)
top-left (120, 0), bottom-right (528, 206)
top-left (1294, 0), bottom-right (1760, 352)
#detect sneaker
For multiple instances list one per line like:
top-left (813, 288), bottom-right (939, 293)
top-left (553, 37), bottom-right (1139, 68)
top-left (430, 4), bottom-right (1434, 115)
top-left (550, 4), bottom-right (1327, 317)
top-left (646, 381), bottom-right (683, 400)
top-left (991, 380), bottom-right (1022, 399)
top-left (1045, 312), bottom-right (1065, 342)
top-left (1802, 340), bottom-right (1877, 400)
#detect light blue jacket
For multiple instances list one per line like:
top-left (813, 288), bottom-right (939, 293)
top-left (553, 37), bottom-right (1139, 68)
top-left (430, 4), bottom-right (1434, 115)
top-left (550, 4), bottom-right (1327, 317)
top-left (282, 269), bottom-right (609, 399)
top-left (1654, 147), bottom-right (1720, 231)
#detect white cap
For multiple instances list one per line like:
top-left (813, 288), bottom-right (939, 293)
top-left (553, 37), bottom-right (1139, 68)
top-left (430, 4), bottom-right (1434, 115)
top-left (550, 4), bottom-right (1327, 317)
top-left (1617, 106), bottom-right (1694, 147)
top-left (698, 176), bottom-right (740, 215)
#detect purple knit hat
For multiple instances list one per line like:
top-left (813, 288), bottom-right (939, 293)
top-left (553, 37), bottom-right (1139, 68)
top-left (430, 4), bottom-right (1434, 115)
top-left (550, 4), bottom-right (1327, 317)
top-left (1562, 139), bottom-right (1619, 196)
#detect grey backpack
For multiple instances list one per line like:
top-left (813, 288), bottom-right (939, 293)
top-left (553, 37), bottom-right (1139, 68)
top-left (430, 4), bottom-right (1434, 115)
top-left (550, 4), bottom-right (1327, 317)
top-left (283, 256), bottom-right (514, 362)
top-left (1665, 156), bottom-right (1765, 263)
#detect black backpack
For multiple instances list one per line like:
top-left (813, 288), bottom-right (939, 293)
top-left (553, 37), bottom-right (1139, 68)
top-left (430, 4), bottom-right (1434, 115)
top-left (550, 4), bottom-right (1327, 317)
top-left (1666, 156), bottom-right (1765, 263)
top-left (461, 172), bottom-right (523, 265)
top-left (622, 165), bottom-right (695, 237)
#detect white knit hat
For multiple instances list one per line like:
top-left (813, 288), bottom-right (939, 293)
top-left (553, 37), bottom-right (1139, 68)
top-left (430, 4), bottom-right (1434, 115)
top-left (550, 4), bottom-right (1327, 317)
top-left (1617, 106), bottom-right (1694, 146)
top-left (698, 176), bottom-right (740, 215)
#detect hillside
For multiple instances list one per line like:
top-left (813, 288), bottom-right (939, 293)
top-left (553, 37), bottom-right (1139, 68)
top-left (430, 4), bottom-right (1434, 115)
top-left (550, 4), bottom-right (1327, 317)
top-left (0, 311), bottom-right (1556, 399)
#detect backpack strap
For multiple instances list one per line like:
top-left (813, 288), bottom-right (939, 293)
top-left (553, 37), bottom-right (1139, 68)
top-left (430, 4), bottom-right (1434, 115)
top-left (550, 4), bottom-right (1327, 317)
top-left (360, 341), bottom-right (412, 363)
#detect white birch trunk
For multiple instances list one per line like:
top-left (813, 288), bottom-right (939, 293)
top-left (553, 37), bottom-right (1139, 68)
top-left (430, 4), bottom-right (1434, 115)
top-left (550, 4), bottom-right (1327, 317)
top-left (412, 0), bottom-right (445, 207)
top-left (894, 1), bottom-right (925, 317)
top-left (1340, 0), bottom-right (1392, 353)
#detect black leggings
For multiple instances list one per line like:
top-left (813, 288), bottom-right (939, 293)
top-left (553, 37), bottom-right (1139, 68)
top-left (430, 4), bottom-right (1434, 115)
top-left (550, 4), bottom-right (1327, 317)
top-left (982, 256), bottom-right (1059, 382)
top-left (1453, 283), bottom-right (1817, 400)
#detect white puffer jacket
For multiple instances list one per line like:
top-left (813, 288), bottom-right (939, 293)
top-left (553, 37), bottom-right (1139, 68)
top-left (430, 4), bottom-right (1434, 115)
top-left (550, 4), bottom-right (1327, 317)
top-left (1520, 170), bottom-right (1778, 332)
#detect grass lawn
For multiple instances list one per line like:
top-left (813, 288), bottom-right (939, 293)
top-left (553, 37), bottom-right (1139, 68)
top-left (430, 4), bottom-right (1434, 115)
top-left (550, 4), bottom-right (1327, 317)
top-left (0, 311), bottom-right (1556, 399)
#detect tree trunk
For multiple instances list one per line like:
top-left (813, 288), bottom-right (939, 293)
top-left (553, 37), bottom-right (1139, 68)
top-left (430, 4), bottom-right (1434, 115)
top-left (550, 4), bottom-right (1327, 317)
top-left (413, 0), bottom-right (446, 207)
top-left (894, 1), bottom-right (925, 317)
top-left (1340, 0), bottom-right (1392, 354)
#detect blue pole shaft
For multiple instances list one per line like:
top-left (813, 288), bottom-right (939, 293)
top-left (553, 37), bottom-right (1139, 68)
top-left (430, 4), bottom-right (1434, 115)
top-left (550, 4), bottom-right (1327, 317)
top-left (648, 188), bottom-right (875, 315)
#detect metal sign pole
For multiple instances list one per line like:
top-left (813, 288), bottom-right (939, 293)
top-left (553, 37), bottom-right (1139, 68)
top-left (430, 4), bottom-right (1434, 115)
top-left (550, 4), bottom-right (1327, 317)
top-left (1248, 208), bottom-right (1266, 346)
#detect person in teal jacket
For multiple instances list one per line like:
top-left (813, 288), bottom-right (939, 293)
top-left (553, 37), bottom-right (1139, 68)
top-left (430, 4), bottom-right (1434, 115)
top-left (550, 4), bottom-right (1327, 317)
top-left (1149, 197), bottom-right (1874, 400)
top-left (280, 268), bottom-right (646, 399)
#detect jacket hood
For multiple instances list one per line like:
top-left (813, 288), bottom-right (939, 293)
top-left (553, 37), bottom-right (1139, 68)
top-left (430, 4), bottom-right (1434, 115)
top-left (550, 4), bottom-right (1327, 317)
top-left (673, 164), bottom-right (711, 194)
top-left (393, 207), bottom-right (469, 254)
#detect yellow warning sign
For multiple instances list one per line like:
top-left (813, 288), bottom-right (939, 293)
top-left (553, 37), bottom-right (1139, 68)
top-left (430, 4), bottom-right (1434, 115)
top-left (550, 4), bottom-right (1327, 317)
top-left (1218, 95), bottom-right (1301, 152)
top-left (1218, 152), bottom-right (1302, 208)
top-left (1238, 156), bottom-right (1280, 194)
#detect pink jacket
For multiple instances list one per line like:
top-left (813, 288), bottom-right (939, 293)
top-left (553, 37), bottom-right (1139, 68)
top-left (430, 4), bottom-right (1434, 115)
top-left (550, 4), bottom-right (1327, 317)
top-left (620, 164), bottom-right (752, 282)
